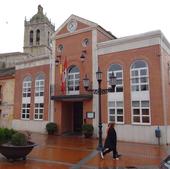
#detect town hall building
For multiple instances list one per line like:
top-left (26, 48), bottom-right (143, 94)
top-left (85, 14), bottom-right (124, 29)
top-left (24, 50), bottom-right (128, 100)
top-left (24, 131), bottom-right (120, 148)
top-left (0, 5), bottom-right (170, 144)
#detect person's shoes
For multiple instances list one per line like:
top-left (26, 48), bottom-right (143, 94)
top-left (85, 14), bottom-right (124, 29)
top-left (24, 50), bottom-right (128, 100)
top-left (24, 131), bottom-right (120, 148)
top-left (100, 151), bottom-right (104, 159)
top-left (113, 157), bottom-right (119, 160)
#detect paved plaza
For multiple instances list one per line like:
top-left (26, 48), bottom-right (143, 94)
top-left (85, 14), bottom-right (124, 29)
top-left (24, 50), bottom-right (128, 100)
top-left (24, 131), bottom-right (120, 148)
top-left (0, 133), bottom-right (169, 169)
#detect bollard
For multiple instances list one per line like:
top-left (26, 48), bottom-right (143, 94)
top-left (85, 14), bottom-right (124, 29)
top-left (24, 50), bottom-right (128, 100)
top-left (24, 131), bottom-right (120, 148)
top-left (155, 126), bottom-right (161, 145)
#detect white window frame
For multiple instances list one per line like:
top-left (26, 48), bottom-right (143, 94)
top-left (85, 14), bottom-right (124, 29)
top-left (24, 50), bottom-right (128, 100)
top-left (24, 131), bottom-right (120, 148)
top-left (131, 100), bottom-right (151, 125)
top-left (108, 101), bottom-right (124, 124)
top-left (21, 76), bottom-right (32, 120)
top-left (22, 78), bottom-right (32, 98)
top-left (34, 74), bottom-right (44, 120)
top-left (35, 75), bottom-right (45, 97)
top-left (34, 103), bottom-right (44, 120)
top-left (131, 61), bottom-right (149, 92)
top-left (21, 103), bottom-right (30, 120)
top-left (67, 66), bottom-right (80, 95)
top-left (130, 60), bottom-right (151, 125)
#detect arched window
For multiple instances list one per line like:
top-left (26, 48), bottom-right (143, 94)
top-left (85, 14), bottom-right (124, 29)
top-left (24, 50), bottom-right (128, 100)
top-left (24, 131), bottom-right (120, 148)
top-left (22, 76), bottom-right (32, 98)
top-left (108, 64), bottom-right (124, 124)
top-left (35, 74), bottom-right (45, 97)
top-left (108, 64), bottom-right (123, 92)
top-left (131, 60), bottom-right (149, 91)
top-left (130, 60), bottom-right (150, 124)
top-left (29, 31), bottom-right (33, 46)
top-left (36, 29), bottom-right (40, 45)
top-left (34, 74), bottom-right (44, 120)
top-left (67, 66), bottom-right (80, 94)
top-left (21, 76), bottom-right (32, 119)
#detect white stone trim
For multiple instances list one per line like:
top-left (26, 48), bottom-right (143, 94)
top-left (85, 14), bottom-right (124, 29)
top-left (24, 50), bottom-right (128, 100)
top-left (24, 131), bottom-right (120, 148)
top-left (12, 119), bottom-right (48, 133)
top-left (97, 30), bottom-right (170, 55)
top-left (160, 40), bottom-right (168, 144)
top-left (100, 124), bottom-right (167, 144)
top-left (16, 56), bottom-right (50, 70)
top-left (92, 29), bottom-right (98, 137)
top-left (54, 14), bottom-right (97, 36)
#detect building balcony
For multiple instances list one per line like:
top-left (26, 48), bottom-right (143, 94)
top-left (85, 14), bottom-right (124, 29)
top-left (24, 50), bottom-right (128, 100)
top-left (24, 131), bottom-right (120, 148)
top-left (51, 87), bottom-right (93, 102)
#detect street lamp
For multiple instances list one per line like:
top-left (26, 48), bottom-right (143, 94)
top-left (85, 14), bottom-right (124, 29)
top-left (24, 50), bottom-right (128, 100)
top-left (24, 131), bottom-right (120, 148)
top-left (83, 67), bottom-right (116, 151)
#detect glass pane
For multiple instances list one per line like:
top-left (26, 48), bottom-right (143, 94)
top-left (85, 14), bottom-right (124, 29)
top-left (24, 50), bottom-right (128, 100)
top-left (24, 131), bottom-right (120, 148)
top-left (142, 116), bottom-right (150, 123)
top-left (132, 85), bottom-right (139, 91)
top-left (133, 109), bottom-right (140, 115)
top-left (132, 70), bottom-right (138, 76)
top-left (141, 101), bottom-right (149, 107)
top-left (109, 116), bottom-right (115, 122)
top-left (132, 101), bottom-right (140, 107)
top-left (116, 79), bottom-right (122, 85)
top-left (75, 74), bottom-right (80, 79)
top-left (68, 86), bottom-right (73, 91)
top-left (117, 116), bottom-right (123, 122)
top-left (132, 78), bottom-right (139, 83)
top-left (142, 109), bottom-right (149, 115)
top-left (132, 60), bottom-right (147, 69)
top-left (117, 109), bottom-right (123, 114)
top-left (133, 116), bottom-right (140, 122)
top-left (75, 86), bottom-right (79, 90)
top-left (68, 81), bottom-right (73, 85)
top-left (69, 66), bottom-right (79, 73)
top-left (109, 101), bottom-right (115, 107)
top-left (116, 72), bottom-right (122, 78)
top-left (116, 101), bottom-right (123, 107)
top-left (75, 81), bottom-right (79, 85)
top-left (140, 77), bottom-right (147, 83)
top-left (116, 87), bottom-right (123, 92)
top-left (140, 69), bottom-right (147, 75)
top-left (141, 85), bottom-right (148, 91)
top-left (109, 109), bottom-right (115, 115)
top-left (68, 75), bottom-right (74, 79)
top-left (109, 64), bottom-right (122, 71)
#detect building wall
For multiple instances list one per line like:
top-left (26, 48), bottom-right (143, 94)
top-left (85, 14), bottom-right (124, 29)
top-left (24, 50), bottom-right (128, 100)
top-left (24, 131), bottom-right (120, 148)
top-left (13, 64), bottom-right (50, 132)
top-left (0, 78), bottom-right (15, 128)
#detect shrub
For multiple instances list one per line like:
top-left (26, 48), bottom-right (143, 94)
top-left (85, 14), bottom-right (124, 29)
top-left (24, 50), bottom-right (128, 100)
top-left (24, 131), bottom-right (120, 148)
top-left (0, 128), bottom-right (17, 144)
top-left (11, 132), bottom-right (27, 146)
top-left (82, 124), bottom-right (94, 138)
top-left (46, 122), bottom-right (57, 135)
top-left (0, 128), bottom-right (6, 144)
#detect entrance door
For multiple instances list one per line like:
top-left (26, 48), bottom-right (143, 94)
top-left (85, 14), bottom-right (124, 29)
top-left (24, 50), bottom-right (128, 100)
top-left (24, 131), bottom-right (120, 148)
top-left (73, 102), bottom-right (83, 133)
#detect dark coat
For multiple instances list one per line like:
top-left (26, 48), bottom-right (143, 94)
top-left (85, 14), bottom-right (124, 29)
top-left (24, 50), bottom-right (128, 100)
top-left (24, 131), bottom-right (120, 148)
top-left (104, 127), bottom-right (117, 149)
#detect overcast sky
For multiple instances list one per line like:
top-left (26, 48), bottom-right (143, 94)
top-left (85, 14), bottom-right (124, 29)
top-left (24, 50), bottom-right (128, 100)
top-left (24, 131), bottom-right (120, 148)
top-left (0, 0), bottom-right (170, 53)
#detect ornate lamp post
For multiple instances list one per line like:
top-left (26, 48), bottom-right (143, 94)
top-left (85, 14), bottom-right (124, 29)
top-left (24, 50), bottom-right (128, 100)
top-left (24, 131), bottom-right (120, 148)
top-left (83, 67), bottom-right (116, 151)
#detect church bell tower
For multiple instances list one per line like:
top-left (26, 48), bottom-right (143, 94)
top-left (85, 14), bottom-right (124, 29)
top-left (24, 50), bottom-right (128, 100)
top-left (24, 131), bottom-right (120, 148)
top-left (23, 5), bottom-right (55, 56)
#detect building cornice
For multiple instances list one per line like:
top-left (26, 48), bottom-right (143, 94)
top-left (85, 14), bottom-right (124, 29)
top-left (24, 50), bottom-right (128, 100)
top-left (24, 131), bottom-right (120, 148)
top-left (97, 30), bottom-right (170, 55)
top-left (16, 55), bottom-right (50, 70)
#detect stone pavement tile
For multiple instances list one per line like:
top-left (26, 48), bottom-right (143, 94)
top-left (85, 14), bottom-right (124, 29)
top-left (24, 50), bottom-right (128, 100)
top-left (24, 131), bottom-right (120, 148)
top-left (29, 145), bottom-right (92, 164)
top-left (86, 153), bottom-right (160, 168)
top-left (0, 160), bottom-right (69, 169)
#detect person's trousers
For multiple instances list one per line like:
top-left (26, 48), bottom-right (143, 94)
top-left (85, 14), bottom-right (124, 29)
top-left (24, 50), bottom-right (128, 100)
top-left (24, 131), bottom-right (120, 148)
top-left (103, 147), bottom-right (118, 158)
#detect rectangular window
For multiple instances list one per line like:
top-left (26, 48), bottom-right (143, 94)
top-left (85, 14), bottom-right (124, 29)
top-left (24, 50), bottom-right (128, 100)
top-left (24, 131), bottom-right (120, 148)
top-left (132, 100), bottom-right (150, 124)
top-left (21, 103), bottom-right (30, 119)
top-left (34, 103), bottom-right (44, 120)
top-left (108, 101), bottom-right (124, 123)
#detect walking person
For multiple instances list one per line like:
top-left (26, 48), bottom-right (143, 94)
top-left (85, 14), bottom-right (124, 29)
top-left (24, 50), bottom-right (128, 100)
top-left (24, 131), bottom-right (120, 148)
top-left (100, 122), bottom-right (119, 160)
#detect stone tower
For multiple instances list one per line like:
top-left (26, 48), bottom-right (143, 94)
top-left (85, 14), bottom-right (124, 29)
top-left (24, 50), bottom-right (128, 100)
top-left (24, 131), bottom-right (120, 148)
top-left (23, 5), bottom-right (55, 56)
